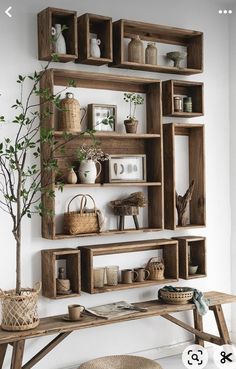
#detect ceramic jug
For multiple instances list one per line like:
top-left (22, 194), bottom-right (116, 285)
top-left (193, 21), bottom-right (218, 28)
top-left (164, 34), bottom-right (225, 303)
top-left (78, 159), bottom-right (102, 184)
top-left (90, 38), bottom-right (101, 58)
top-left (51, 24), bottom-right (67, 54)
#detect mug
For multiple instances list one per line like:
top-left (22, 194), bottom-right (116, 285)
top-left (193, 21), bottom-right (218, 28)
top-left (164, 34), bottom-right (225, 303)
top-left (121, 269), bottom-right (138, 284)
top-left (68, 304), bottom-right (85, 321)
top-left (134, 267), bottom-right (150, 282)
top-left (93, 267), bottom-right (105, 288)
top-left (106, 265), bottom-right (119, 286)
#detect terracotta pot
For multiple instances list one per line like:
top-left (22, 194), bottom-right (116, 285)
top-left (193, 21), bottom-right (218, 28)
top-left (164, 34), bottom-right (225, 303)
top-left (124, 119), bottom-right (138, 134)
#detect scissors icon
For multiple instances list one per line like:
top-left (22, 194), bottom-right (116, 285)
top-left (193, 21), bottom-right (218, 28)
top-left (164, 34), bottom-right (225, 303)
top-left (220, 351), bottom-right (233, 363)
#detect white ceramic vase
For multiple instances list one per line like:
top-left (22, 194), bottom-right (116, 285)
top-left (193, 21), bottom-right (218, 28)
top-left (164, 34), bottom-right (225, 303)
top-left (90, 38), bottom-right (101, 58)
top-left (52, 24), bottom-right (67, 54)
top-left (78, 159), bottom-right (101, 184)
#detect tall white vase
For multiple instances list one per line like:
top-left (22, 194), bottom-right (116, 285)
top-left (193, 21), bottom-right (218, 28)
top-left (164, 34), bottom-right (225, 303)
top-left (90, 38), bottom-right (101, 58)
top-left (78, 160), bottom-right (101, 184)
top-left (52, 24), bottom-right (67, 54)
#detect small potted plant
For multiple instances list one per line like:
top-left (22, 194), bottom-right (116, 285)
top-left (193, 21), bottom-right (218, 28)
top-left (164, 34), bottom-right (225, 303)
top-left (76, 142), bottom-right (109, 184)
top-left (123, 92), bottom-right (144, 133)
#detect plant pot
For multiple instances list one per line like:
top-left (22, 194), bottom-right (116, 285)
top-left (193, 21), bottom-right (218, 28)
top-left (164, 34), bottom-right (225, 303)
top-left (124, 119), bottom-right (138, 134)
top-left (0, 283), bottom-right (40, 331)
top-left (189, 265), bottom-right (198, 275)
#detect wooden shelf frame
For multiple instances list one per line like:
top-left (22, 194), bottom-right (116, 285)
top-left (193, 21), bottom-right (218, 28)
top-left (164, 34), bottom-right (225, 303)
top-left (77, 13), bottom-right (113, 65)
top-left (162, 80), bottom-right (204, 117)
top-left (163, 123), bottom-right (206, 230)
top-left (40, 69), bottom-right (163, 239)
top-left (38, 7), bottom-right (78, 62)
top-left (41, 248), bottom-right (81, 299)
top-left (173, 236), bottom-right (206, 280)
top-left (79, 239), bottom-right (179, 294)
top-left (111, 19), bottom-right (203, 75)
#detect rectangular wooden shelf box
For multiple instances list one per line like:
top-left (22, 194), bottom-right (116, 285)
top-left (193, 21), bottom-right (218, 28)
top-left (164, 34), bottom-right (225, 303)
top-left (77, 13), bottom-right (112, 65)
top-left (111, 19), bottom-right (203, 75)
top-left (41, 248), bottom-right (81, 299)
top-left (40, 69), bottom-right (163, 239)
top-left (173, 236), bottom-right (206, 279)
top-left (163, 123), bottom-right (205, 230)
top-left (162, 80), bottom-right (204, 117)
top-left (79, 239), bottom-right (179, 294)
top-left (38, 7), bottom-right (78, 62)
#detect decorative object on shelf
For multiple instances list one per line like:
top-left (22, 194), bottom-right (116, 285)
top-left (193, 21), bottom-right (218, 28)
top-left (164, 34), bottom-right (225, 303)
top-left (94, 267), bottom-right (105, 288)
top-left (188, 249), bottom-right (198, 275)
top-left (183, 96), bottom-right (193, 113)
top-left (123, 92), bottom-right (144, 133)
top-left (108, 154), bottom-right (146, 182)
top-left (166, 51), bottom-right (187, 68)
top-left (128, 35), bottom-right (144, 63)
top-left (176, 180), bottom-right (195, 226)
top-left (158, 287), bottom-right (194, 305)
top-left (51, 23), bottom-right (67, 54)
top-left (146, 257), bottom-right (165, 280)
top-left (66, 167), bottom-right (77, 184)
top-left (145, 42), bottom-right (157, 65)
top-left (173, 96), bottom-right (183, 112)
top-left (68, 304), bottom-right (85, 321)
top-left (76, 143), bottom-right (109, 184)
top-left (88, 104), bottom-right (117, 132)
top-left (64, 194), bottom-right (102, 235)
top-left (56, 267), bottom-right (72, 295)
top-left (59, 92), bottom-right (87, 132)
top-left (90, 37), bottom-right (101, 58)
top-left (134, 267), bottom-right (150, 282)
top-left (106, 266), bottom-right (119, 286)
top-left (121, 269), bottom-right (138, 284)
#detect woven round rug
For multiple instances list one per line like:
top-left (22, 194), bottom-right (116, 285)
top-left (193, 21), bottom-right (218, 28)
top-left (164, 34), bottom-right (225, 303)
top-left (79, 355), bottom-right (162, 369)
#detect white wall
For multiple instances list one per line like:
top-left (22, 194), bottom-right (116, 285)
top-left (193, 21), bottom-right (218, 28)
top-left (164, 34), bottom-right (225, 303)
top-left (0, 0), bottom-right (232, 368)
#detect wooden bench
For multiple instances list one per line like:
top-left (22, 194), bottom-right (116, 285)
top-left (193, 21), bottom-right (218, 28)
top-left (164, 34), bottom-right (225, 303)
top-left (0, 291), bottom-right (235, 369)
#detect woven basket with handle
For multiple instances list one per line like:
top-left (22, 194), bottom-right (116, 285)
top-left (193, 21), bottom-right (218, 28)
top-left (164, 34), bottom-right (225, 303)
top-left (64, 194), bottom-right (100, 235)
top-left (146, 257), bottom-right (165, 280)
top-left (159, 288), bottom-right (194, 305)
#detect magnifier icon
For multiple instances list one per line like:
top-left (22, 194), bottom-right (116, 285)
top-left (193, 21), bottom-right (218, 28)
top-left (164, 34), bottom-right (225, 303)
top-left (191, 353), bottom-right (199, 362)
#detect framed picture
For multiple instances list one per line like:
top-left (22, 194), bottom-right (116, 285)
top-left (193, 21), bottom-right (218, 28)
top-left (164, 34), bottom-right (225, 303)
top-left (88, 104), bottom-right (117, 132)
top-left (108, 154), bottom-right (146, 182)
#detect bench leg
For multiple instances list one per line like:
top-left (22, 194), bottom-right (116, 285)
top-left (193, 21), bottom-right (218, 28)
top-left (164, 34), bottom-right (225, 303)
top-left (193, 310), bottom-right (204, 346)
top-left (11, 341), bottom-right (25, 369)
top-left (211, 304), bottom-right (231, 344)
top-left (0, 344), bottom-right (8, 369)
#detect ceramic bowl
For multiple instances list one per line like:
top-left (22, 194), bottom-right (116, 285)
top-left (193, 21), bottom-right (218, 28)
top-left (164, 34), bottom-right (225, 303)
top-left (189, 265), bottom-right (198, 275)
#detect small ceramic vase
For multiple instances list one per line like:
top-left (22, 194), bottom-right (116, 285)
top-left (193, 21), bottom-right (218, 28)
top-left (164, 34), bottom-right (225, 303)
top-left (66, 168), bottom-right (77, 184)
top-left (51, 24), bottom-right (67, 54)
top-left (90, 38), bottom-right (101, 58)
top-left (145, 42), bottom-right (157, 65)
top-left (128, 35), bottom-right (144, 63)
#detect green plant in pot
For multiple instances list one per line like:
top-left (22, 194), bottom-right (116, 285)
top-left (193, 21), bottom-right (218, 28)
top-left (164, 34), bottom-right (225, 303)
top-left (123, 92), bottom-right (144, 133)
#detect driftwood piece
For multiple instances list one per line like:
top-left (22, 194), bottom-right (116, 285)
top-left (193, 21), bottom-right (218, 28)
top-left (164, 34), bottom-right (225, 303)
top-left (176, 180), bottom-right (195, 226)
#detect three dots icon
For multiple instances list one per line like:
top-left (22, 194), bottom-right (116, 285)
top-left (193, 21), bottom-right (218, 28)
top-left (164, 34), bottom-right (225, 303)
top-left (218, 9), bottom-right (233, 14)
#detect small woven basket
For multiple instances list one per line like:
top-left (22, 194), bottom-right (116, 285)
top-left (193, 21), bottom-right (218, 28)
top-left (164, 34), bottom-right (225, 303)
top-left (59, 92), bottom-right (86, 132)
top-left (146, 257), bottom-right (165, 280)
top-left (64, 194), bottom-right (100, 235)
top-left (0, 283), bottom-right (40, 331)
top-left (159, 288), bottom-right (194, 305)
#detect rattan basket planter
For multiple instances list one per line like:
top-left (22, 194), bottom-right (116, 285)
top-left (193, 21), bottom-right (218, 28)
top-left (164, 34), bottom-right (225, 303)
top-left (79, 355), bottom-right (162, 369)
top-left (159, 287), bottom-right (194, 305)
top-left (0, 284), bottom-right (40, 331)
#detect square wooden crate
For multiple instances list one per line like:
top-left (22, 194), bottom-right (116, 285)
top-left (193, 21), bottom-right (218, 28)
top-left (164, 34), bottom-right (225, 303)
top-left (41, 248), bottom-right (81, 299)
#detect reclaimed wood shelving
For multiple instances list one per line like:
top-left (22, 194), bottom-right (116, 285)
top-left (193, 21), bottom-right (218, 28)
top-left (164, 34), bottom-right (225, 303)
top-left (79, 239), bottom-right (179, 294)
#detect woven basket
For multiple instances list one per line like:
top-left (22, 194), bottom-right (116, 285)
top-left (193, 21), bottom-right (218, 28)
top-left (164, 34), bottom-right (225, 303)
top-left (64, 194), bottom-right (100, 235)
top-left (59, 92), bottom-right (86, 132)
top-left (146, 257), bottom-right (165, 280)
top-left (79, 355), bottom-right (162, 369)
top-left (159, 288), bottom-right (194, 305)
top-left (0, 283), bottom-right (40, 331)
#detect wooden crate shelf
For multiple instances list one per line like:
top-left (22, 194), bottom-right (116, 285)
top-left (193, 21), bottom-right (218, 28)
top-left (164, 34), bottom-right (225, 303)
top-left (162, 80), bottom-right (204, 117)
top-left (77, 13), bottom-right (112, 65)
top-left (173, 236), bottom-right (206, 279)
top-left (79, 239), bottom-right (179, 294)
top-left (38, 7), bottom-right (78, 62)
top-left (163, 123), bottom-right (205, 230)
top-left (111, 20), bottom-right (203, 75)
top-left (40, 69), bottom-right (163, 239)
top-left (41, 248), bottom-right (81, 299)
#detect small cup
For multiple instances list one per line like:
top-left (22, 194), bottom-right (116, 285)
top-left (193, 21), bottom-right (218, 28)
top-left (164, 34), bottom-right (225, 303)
top-left (68, 304), bottom-right (85, 321)
top-left (93, 267), bottom-right (105, 288)
top-left (134, 267), bottom-right (150, 282)
top-left (189, 265), bottom-right (198, 275)
top-left (106, 265), bottom-right (119, 286)
top-left (121, 269), bottom-right (138, 284)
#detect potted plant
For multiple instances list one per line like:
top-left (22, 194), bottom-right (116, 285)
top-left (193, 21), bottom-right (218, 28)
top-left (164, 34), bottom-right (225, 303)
top-left (123, 92), bottom-right (144, 133)
top-left (76, 142), bottom-right (109, 184)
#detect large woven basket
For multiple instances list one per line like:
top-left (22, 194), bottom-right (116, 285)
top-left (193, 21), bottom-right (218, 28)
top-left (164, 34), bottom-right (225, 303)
top-left (79, 355), bottom-right (162, 369)
top-left (64, 194), bottom-right (100, 235)
top-left (146, 257), bottom-right (165, 280)
top-left (159, 287), bottom-right (194, 305)
top-left (59, 92), bottom-right (86, 132)
top-left (0, 283), bottom-right (40, 331)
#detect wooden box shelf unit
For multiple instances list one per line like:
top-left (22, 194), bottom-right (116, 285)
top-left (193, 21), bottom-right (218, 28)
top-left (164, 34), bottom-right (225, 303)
top-left (111, 20), bottom-right (203, 75)
top-left (38, 7), bottom-right (78, 62)
top-left (162, 80), bottom-right (204, 117)
top-left (173, 236), bottom-right (206, 280)
top-left (41, 248), bottom-right (81, 299)
top-left (163, 123), bottom-right (205, 230)
top-left (80, 239), bottom-right (178, 294)
top-left (77, 13), bottom-right (112, 65)
top-left (40, 69), bottom-right (163, 240)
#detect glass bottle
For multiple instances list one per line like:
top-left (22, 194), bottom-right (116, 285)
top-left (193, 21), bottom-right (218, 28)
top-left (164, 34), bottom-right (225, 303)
top-left (145, 42), bottom-right (157, 65)
top-left (183, 97), bottom-right (193, 113)
top-left (128, 35), bottom-right (144, 64)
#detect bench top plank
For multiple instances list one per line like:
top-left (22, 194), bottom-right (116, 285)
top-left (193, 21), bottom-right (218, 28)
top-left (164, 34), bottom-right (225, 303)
top-left (0, 291), bottom-right (235, 344)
